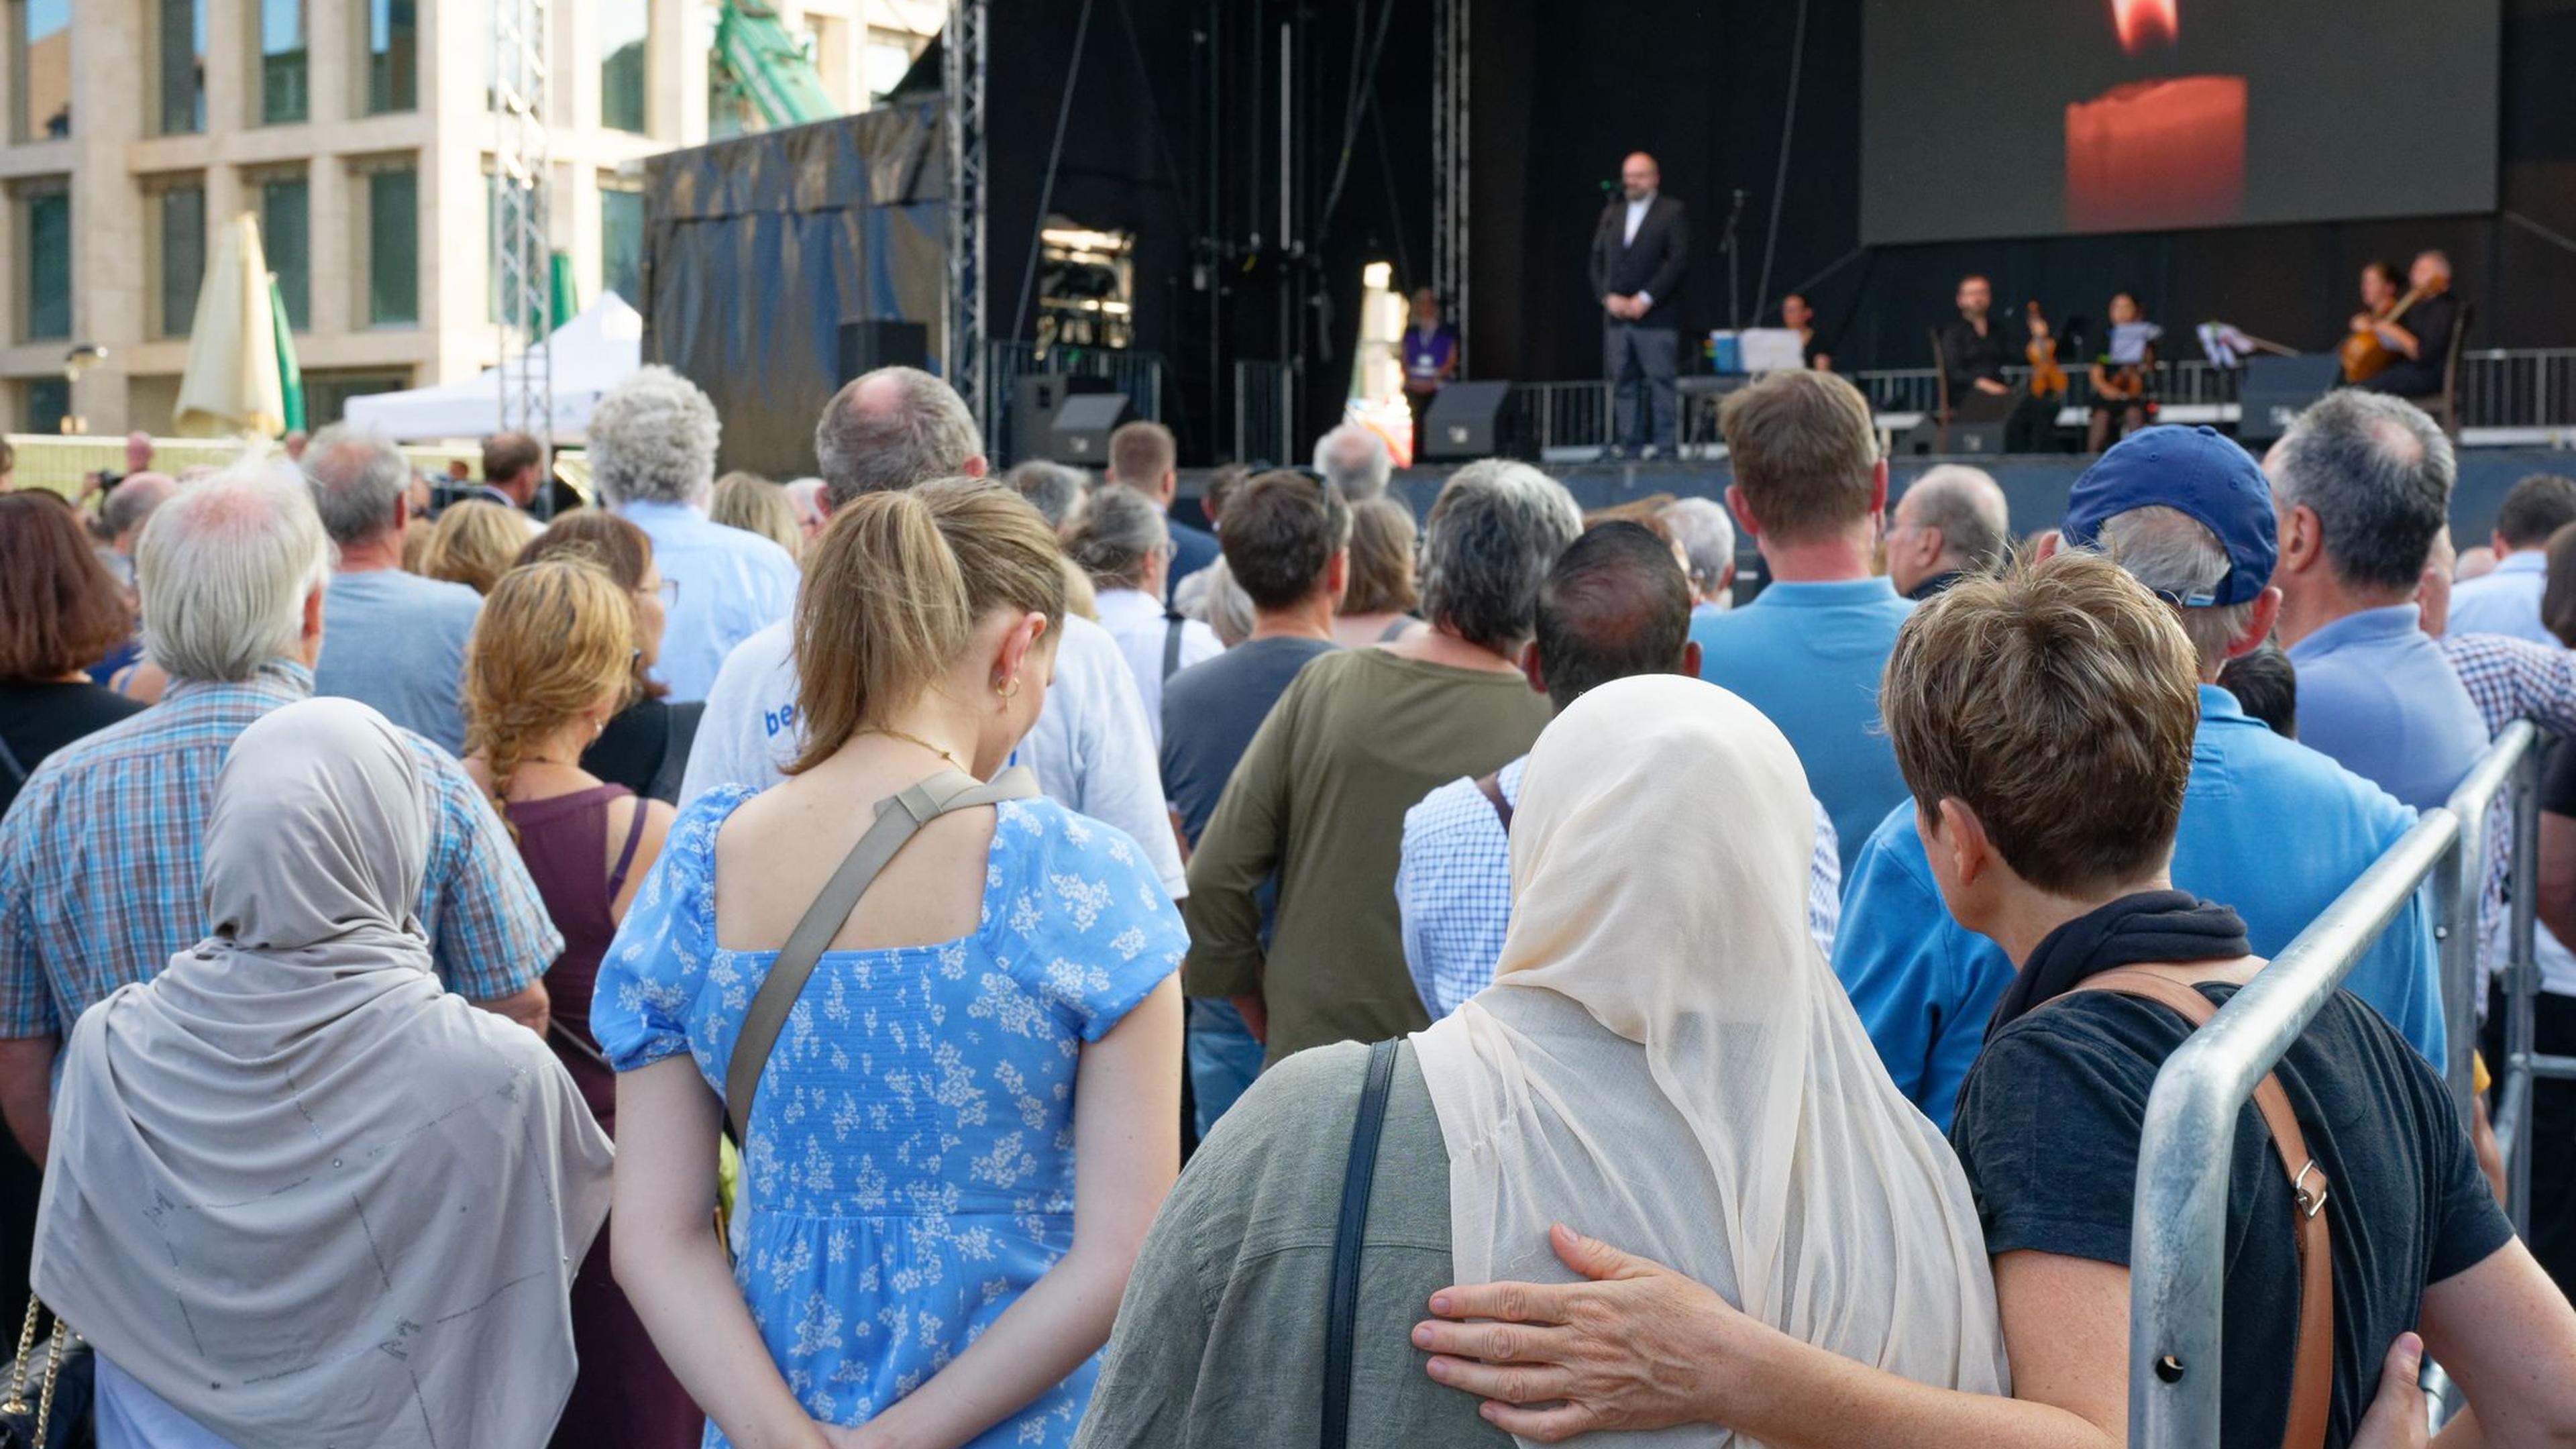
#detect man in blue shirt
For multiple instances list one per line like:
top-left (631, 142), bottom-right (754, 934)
top-left (2448, 472), bottom-right (2576, 645)
top-left (303, 427), bottom-right (484, 755)
top-left (590, 366), bottom-right (801, 702)
top-left (1693, 369), bottom-right (1913, 871)
top-left (1834, 426), bottom-right (2445, 1128)
top-left (2267, 391), bottom-right (2489, 812)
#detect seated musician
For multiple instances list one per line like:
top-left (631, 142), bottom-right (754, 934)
top-left (2086, 292), bottom-right (2160, 452)
top-left (2357, 250), bottom-right (2460, 398)
top-left (1782, 292), bottom-right (1833, 372)
top-left (1937, 274), bottom-right (2015, 417)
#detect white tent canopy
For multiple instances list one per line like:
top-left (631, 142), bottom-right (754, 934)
top-left (345, 293), bottom-right (643, 441)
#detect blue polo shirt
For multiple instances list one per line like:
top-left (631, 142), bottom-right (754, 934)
top-left (2288, 603), bottom-right (2489, 813)
top-left (1832, 684), bottom-right (2444, 1130)
top-left (1693, 576), bottom-right (1914, 871)
top-left (2447, 550), bottom-right (2553, 645)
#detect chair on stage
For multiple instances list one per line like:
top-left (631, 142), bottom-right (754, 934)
top-left (2407, 303), bottom-right (2474, 439)
top-left (1927, 327), bottom-right (1952, 453)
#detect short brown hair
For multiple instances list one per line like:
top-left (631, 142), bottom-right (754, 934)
top-left (1107, 420), bottom-right (1175, 490)
top-left (2543, 521), bottom-right (2576, 648)
top-left (792, 479), bottom-right (1066, 773)
top-left (1222, 470), bottom-right (1349, 610)
top-left (1341, 496), bottom-right (1419, 615)
top-left (0, 492), bottom-right (131, 682)
top-left (1719, 369), bottom-right (1879, 545)
top-left (483, 431), bottom-right (542, 484)
top-left (518, 508), bottom-right (667, 699)
top-left (1882, 550), bottom-right (2200, 894)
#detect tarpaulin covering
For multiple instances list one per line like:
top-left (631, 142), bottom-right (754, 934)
top-left (643, 102), bottom-right (947, 480)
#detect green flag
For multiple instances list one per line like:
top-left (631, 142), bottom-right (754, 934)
top-left (549, 249), bottom-right (579, 331)
top-left (269, 273), bottom-right (306, 433)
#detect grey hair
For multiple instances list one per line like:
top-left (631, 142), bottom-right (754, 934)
top-left (2091, 505), bottom-right (2256, 672)
top-left (1185, 555), bottom-right (1257, 647)
top-left (588, 365), bottom-right (722, 507)
top-left (1419, 459), bottom-right (1583, 651)
top-left (1005, 460), bottom-right (1089, 531)
top-left (1905, 465), bottom-right (2012, 574)
top-left (1660, 496), bottom-right (1735, 598)
top-left (1313, 424), bottom-right (1393, 501)
top-left (1063, 482), bottom-right (1169, 592)
top-left (814, 366), bottom-right (983, 506)
top-left (300, 423), bottom-right (413, 546)
top-left (2269, 390), bottom-right (2454, 593)
top-left (103, 472), bottom-right (178, 539)
top-left (137, 453), bottom-right (331, 682)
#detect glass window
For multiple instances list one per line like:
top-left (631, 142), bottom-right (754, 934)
top-left (261, 174), bottom-right (309, 331)
top-left (363, 0), bottom-right (417, 115)
top-left (157, 0), bottom-right (205, 135)
top-left (23, 378), bottom-right (68, 435)
top-left (158, 182), bottom-right (206, 338)
top-left (601, 0), bottom-right (649, 133)
top-left (303, 370), bottom-right (407, 427)
top-left (259, 0), bottom-right (307, 125)
top-left (364, 166), bottom-right (418, 327)
top-left (21, 184), bottom-right (70, 341)
top-left (16, 0), bottom-right (70, 140)
top-left (601, 186), bottom-right (645, 304)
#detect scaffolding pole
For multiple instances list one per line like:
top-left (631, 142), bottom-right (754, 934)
top-left (1430, 0), bottom-right (1470, 375)
top-left (494, 0), bottom-right (555, 507)
top-left (945, 0), bottom-right (990, 442)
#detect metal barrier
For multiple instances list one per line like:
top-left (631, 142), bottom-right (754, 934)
top-left (1231, 359), bottom-right (1292, 468)
top-left (7, 433), bottom-right (539, 501)
top-left (2125, 720), bottom-right (2543, 1444)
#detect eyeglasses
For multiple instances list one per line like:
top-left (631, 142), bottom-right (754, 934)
top-left (650, 578), bottom-right (680, 606)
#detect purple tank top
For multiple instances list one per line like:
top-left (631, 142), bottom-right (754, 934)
top-left (506, 784), bottom-right (647, 1129)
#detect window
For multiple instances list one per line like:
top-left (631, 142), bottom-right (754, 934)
top-left (258, 0), bottom-right (307, 125)
top-left (155, 180), bottom-right (207, 338)
top-left (863, 28), bottom-right (922, 105)
top-left (601, 185), bottom-right (645, 304)
top-left (157, 0), bottom-right (206, 135)
top-left (358, 164), bottom-right (418, 327)
top-left (22, 377), bottom-right (68, 435)
top-left (601, 0), bottom-right (649, 133)
top-left (19, 180), bottom-right (69, 341)
top-left (303, 370), bottom-right (408, 428)
top-left (14, 0), bottom-right (70, 140)
top-left (259, 172), bottom-right (309, 331)
top-left (362, 0), bottom-right (417, 115)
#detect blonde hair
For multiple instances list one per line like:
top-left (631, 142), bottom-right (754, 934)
top-left (421, 499), bottom-right (533, 595)
top-left (1342, 496), bottom-right (1419, 614)
top-left (463, 558), bottom-right (640, 833)
top-left (711, 471), bottom-right (805, 559)
top-left (792, 479), bottom-right (1067, 774)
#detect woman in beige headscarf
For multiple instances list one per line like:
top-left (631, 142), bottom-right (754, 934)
top-left (34, 697), bottom-right (613, 1448)
top-left (1075, 674), bottom-right (2002, 1448)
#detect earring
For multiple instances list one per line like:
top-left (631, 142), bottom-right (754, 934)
top-left (996, 675), bottom-right (1021, 701)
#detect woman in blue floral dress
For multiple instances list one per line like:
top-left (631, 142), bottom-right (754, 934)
top-left (597, 480), bottom-right (1185, 1449)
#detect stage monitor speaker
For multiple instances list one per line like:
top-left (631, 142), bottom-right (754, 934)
top-left (1012, 374), bottom-right (1113, 464)
top-left (837, 319), bottom-right (930, 380)
top-left (1422, 380), bottom-right (1515, 461)
top-left (1899, 417), bottom-right (2006, 456)
top-left (1049, 392), bottom-right (1138, 464)
top-left (2237, 355), bottom-right (2345, 445)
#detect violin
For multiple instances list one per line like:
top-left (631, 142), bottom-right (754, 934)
top-left (2342, 284), bottom-right (2426, 384)
top-left (2025, 302), bottom-right (2068, 398)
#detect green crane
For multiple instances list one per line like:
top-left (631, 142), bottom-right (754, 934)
top-left (712, 1), bottom-right (839, 131)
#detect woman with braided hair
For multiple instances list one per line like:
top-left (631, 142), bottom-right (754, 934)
top-left (462, 557), bottom-right (696, 1448)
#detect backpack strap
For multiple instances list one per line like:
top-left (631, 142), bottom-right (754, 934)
top-left (1323, 1038), bottom-right (1401, 1449)
top-left (1163, 616), bottom-right (1187, 682)
top-left (1472, 770), bottom-right (1513, 833)
top-left (723, 767), bottom-right (1040, 1143)
top-left (2070, 968), bottom-right (2331, 1449)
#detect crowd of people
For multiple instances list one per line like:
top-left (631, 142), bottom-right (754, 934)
top-left (4, 353), bottom-right (2576, 1448)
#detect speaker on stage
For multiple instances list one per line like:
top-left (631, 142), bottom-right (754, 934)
top-left (1012, 374), bottom-right (1113, 464)
top-left (1422, 380), bottom-right (1516, 461)
top-left (1899, 417), bottom-right (2006, 456)
top-left (837, 320), bottom-right (930, 380)
top-left (2237, 355), bottom-right (2344, 446)
top-left (1049, 392), bottom-right (1138, 464)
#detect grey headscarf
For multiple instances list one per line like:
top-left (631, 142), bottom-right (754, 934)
top-left (34, 698), bottom-right (612, 1448)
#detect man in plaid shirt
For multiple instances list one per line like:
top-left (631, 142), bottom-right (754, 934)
top-left (0, 460), bottom-right (557, 1163)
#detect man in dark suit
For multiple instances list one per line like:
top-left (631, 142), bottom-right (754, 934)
top-left (1107, 419), bottom-right (1221, 603)
top-left (1590, 152), bottom-right (1690, 458)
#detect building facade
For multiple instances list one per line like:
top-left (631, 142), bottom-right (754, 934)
top-left (0, 0), bottom-right (934, 437)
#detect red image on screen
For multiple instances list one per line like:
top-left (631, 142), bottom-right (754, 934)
top-left (2065, 0), bottom-right (2245, 232)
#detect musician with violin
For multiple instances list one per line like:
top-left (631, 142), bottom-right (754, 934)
top-left (2345, 250), bottom-right (2459, 397)
top-left (2087, 291), bottom-right (2160, 451)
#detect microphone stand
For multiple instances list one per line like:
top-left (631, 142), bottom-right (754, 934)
top-left (1723, 189), bottom-right (1748, 333)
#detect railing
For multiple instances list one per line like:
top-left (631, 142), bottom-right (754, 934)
top-left (981, 341), bottom-right (1168, 466)
top-left (2125, 721), bottom-right (2544, 1444)
top-left (1231, 359), bottom-right (1292, 469)
top-left (5, 433), bottom-right (524, 500)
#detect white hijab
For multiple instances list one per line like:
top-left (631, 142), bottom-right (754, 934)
top-left (1414, 676), bottom-right (2008, 1447)
top-left (34, 698), bottom-right (613, 1448)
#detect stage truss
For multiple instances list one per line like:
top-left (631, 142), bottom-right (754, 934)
top-left (492, 0), bottom-right (554, 495)
top-left (946, 0), bottom-right (990, 441)
top-left (1431, 0), bottom-right (1470, 375)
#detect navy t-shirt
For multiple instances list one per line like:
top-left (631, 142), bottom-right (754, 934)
top-left (1951, 983), bottom-right (2511, 1448)
top-left (1160, 637), bottom-right (1338, 845)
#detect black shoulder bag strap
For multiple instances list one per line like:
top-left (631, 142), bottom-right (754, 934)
top-left (722, 766), bottom-right (1040, 1143)
top-left (1323, 1038), bottom-right (1401, 1449)
top-left (1163, 616), bottom-right (1187, 682)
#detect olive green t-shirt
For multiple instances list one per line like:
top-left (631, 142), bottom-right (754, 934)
top-left (1075, 1040), bottom-right (1505, 1449)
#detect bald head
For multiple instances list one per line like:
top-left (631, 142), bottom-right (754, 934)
top-left (812, 366), bottom-right (987, 507)
top-left (1891, 465), bottom-right (2010, 594)
top-left (1531, 521), bottom-right (1694, 712)
top-left (1620, 153), bottom-right (1660, 202)
top-left (103, 471), bottom-right (178, 547)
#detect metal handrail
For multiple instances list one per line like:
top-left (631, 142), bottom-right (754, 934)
top-left (2126, 720), bottom-right (2541, 1444)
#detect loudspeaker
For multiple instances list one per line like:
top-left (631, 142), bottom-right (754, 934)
top-left (1421, 380), bottom-right (1515, 461)
top-left (1049, 392), bottom-right (1138, 464)
top-left (837, 319), bottom-right (930, 380)
top-left (1011, 374), bottom-right (1112, 464)
top-left (1900, 417), bottom-right (2007, 456)
top-left (2237, 354), bottom-right (2344, 445)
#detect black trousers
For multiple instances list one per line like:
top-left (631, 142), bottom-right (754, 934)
top-left (2485, 983), bottom-right (2576, 1297)
top-left (1605, 323), bottom-right (1679, 451)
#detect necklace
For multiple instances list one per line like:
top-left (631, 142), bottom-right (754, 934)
top-left (862, 727), bottom-right (966, 772)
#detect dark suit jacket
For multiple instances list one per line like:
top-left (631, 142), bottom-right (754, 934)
top-left (1167, 519), bottom-right (1221, 604)
top-left (1589, 194), bottom-right (1690, 330)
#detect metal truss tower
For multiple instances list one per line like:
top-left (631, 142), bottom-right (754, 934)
top-left (945, 0), bottom-right (990, 440)
top-left (1431, 0), bottom-right (1470, 374)
top-left (493, 0), bottom-right (555, 494)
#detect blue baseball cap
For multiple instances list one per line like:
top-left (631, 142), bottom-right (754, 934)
top-left (2060, 425), bottom-right (2276, 607)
